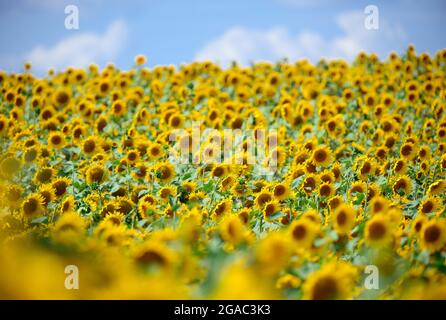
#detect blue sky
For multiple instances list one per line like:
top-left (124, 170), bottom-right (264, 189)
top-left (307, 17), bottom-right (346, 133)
top-left (0, 0), bottom-right (445, 74)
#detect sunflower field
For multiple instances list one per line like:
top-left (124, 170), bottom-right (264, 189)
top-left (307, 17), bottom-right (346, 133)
top-left (1, 47), bottom-right (446, 300)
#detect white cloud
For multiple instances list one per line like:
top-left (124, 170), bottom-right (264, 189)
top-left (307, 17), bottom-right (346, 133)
top-left (26, 19), bottom-right (127, 73)
top-left (195, 10), bottom-right (407, 66)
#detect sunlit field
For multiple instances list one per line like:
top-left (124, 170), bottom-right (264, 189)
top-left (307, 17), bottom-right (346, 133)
top-left (1, 47), bottom-right (446, 299)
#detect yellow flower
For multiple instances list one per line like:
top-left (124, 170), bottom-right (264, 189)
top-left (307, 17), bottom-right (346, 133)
top-left (154, 161), bottom-right (176, 183)
top-left (272, 182), bottom-right (291, 201)
top-left (365, 214), bottom-right (394, 247)
top-left (311, 145), bottom-right (333, 167)
top-left (289, 219), bottom-right (317, 249)
top-left (134, 54), bottom-right (147, 65)
top-left (22, 194), bottom-right (45, 219)
top-left (255, 232), bottom-right (291, 275)
top-left (212, 199), bottom-right (232, 219)
top-left (0, 156), bottom-right (22, 178)
top-left (52, 212), bottom-right (87, 245)
top-left (86, 164), bottom-right (108, 184)
top-left (418, 197), bottom-right (442, 215)
top-left (303, 262), bottom-right (358, 300)
top-left (219, 215), bottom-right (246, 246)
top-left (332, 203), bottom-right (356, 236)
top-left (132, 241), bottom-right (176, 270)
top-left (369, 195), bottom-right (389, 215)
top-left (392, 175), bottom-right (412, 196)
top-left (420, 219), bottom-right (446, 252)
top-left (263, 201), bottom-right (281, 219)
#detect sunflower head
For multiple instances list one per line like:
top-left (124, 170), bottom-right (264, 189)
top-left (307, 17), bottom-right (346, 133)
top-left (332, 203), bottom-right (356, 236)
top-left (22, 194), bottom-right (45, 219)
top-left (420, 219), bottom-right (446, 252)
top-left (311, 145), bottom-right (333, 167)
top-left (365, 214), bottom-right (394, 247)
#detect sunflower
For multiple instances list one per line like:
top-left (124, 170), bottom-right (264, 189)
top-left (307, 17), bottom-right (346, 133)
top-left (99, 223), bottom-right (130, 246)
top-left (34, 167), bottom-right (55, 184)
top-left (0, 156), bottom-right (22, 178)
top-left (4, 184), bottom-right (23, 208)
top-left (85, 164), bottom-right (107, 184)
top-left (318, 182), bottom-right (335, 198)
top-left (237, 208), bottom-right (250, 225)
top-left (154, 161), bottom-right (176, 183)
top-left (418, 197), bottom-right (442, 215)
top-left (400, 142), bottom-right (418, 160)
top-left (276, 274), bottom-right (302, 290)
top-left (212, 199), bottom-right (232, 219)
top-left (428, 180), bottom-right (445, 196)
top-left (115, 197), bottom-right (135, 215)
top-left (332, 203), bottom-right (356, 236)
top-left (138, 201), bottom-right (157, 219)
top-left (369, 195), bottom-right (389, 215)
top-left (255, 232), bottom-right (291, 275)
top-left (418, 145), bottom-right (431, 161)
top-left (134, 54), bottom-right (147, 65)
top-left (412, 215), bottom-right (427, 236)
top-left (0, 114), bottom-right (8, 136)
top-left (393, 158), bottom-right (408, 175)
top-left (22, 194), bottom-right (45, 219)
top-left (158, 186), bottom-right (177, 201)
top-left (255, 191), bottom-right (273, 208)
top-left (420, 219), bottom-right (446, 252)
top-left (51, 177), bottom-right (71, 198)
top-left (357, 158), bottom-right (375, 180)
top-left (132, 162), bottom-right (148, 180)
top-left (349, 181), bottom-right (366, 197)
top-left (23, 146), bottom-right (39, 163)
top-left (302, 174), bottom-right (319, 194)
top-left (147, 143), bottom-right (164, 160)
top-left (267, 147), bottom-right (287, 167)
top-left (272, 182), bottom-right (291, 201)
top-left (103, 212), bottom-right (125, 226)
top-left (125, 149), bottom-right (140, 164)
top-left (97, 79), bottom-right (111, 97)
top-left (293, 149), bottom-right (310, 166)
top-left (48, 131), bottom-right (66, 149)
top-left (375, 146), bottom-right (388, 161)
top-left (303, 262), bottom-right (357, 300)
top-left (37, 184), bottom-right (55, 206)
top-left (289, 219), bottom-right (317, 249)
top-left (53, 88), bottom-right (71, 107)
top-left (392, 175), bottom-right (412, 196)
top-left (311, 145), bottom-right (333, 167)
top-left (60, 195), bottom-right (76, 214)
top-left (328, 195), bottom-right (343, 211)
top-left (133, 241), bottom-right (176, 270)
top-left (263, 201), bottom-right (281, 219)
top-left (169, 113), bottom-right (185, 128)
top-left (365, 214), bottom-right (394, 247)
top-left (220, 175), bottom-right (236, 191)
top-left (53, 212), bottom-right (87, 244)
top-left (319, 170), bottom-right (335, 184)
top-left (441, 153), bottom-right (446, 170)
top-left (81, 136), bottom-right (101, 156)
top-left (219, 215), bottom-right (246, 245)
top-left (211, 164), bottom-right (227, 178)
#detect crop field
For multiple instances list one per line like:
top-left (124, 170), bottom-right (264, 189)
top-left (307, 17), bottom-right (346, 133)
top-left (0, 48), bottom-right (446, 299)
